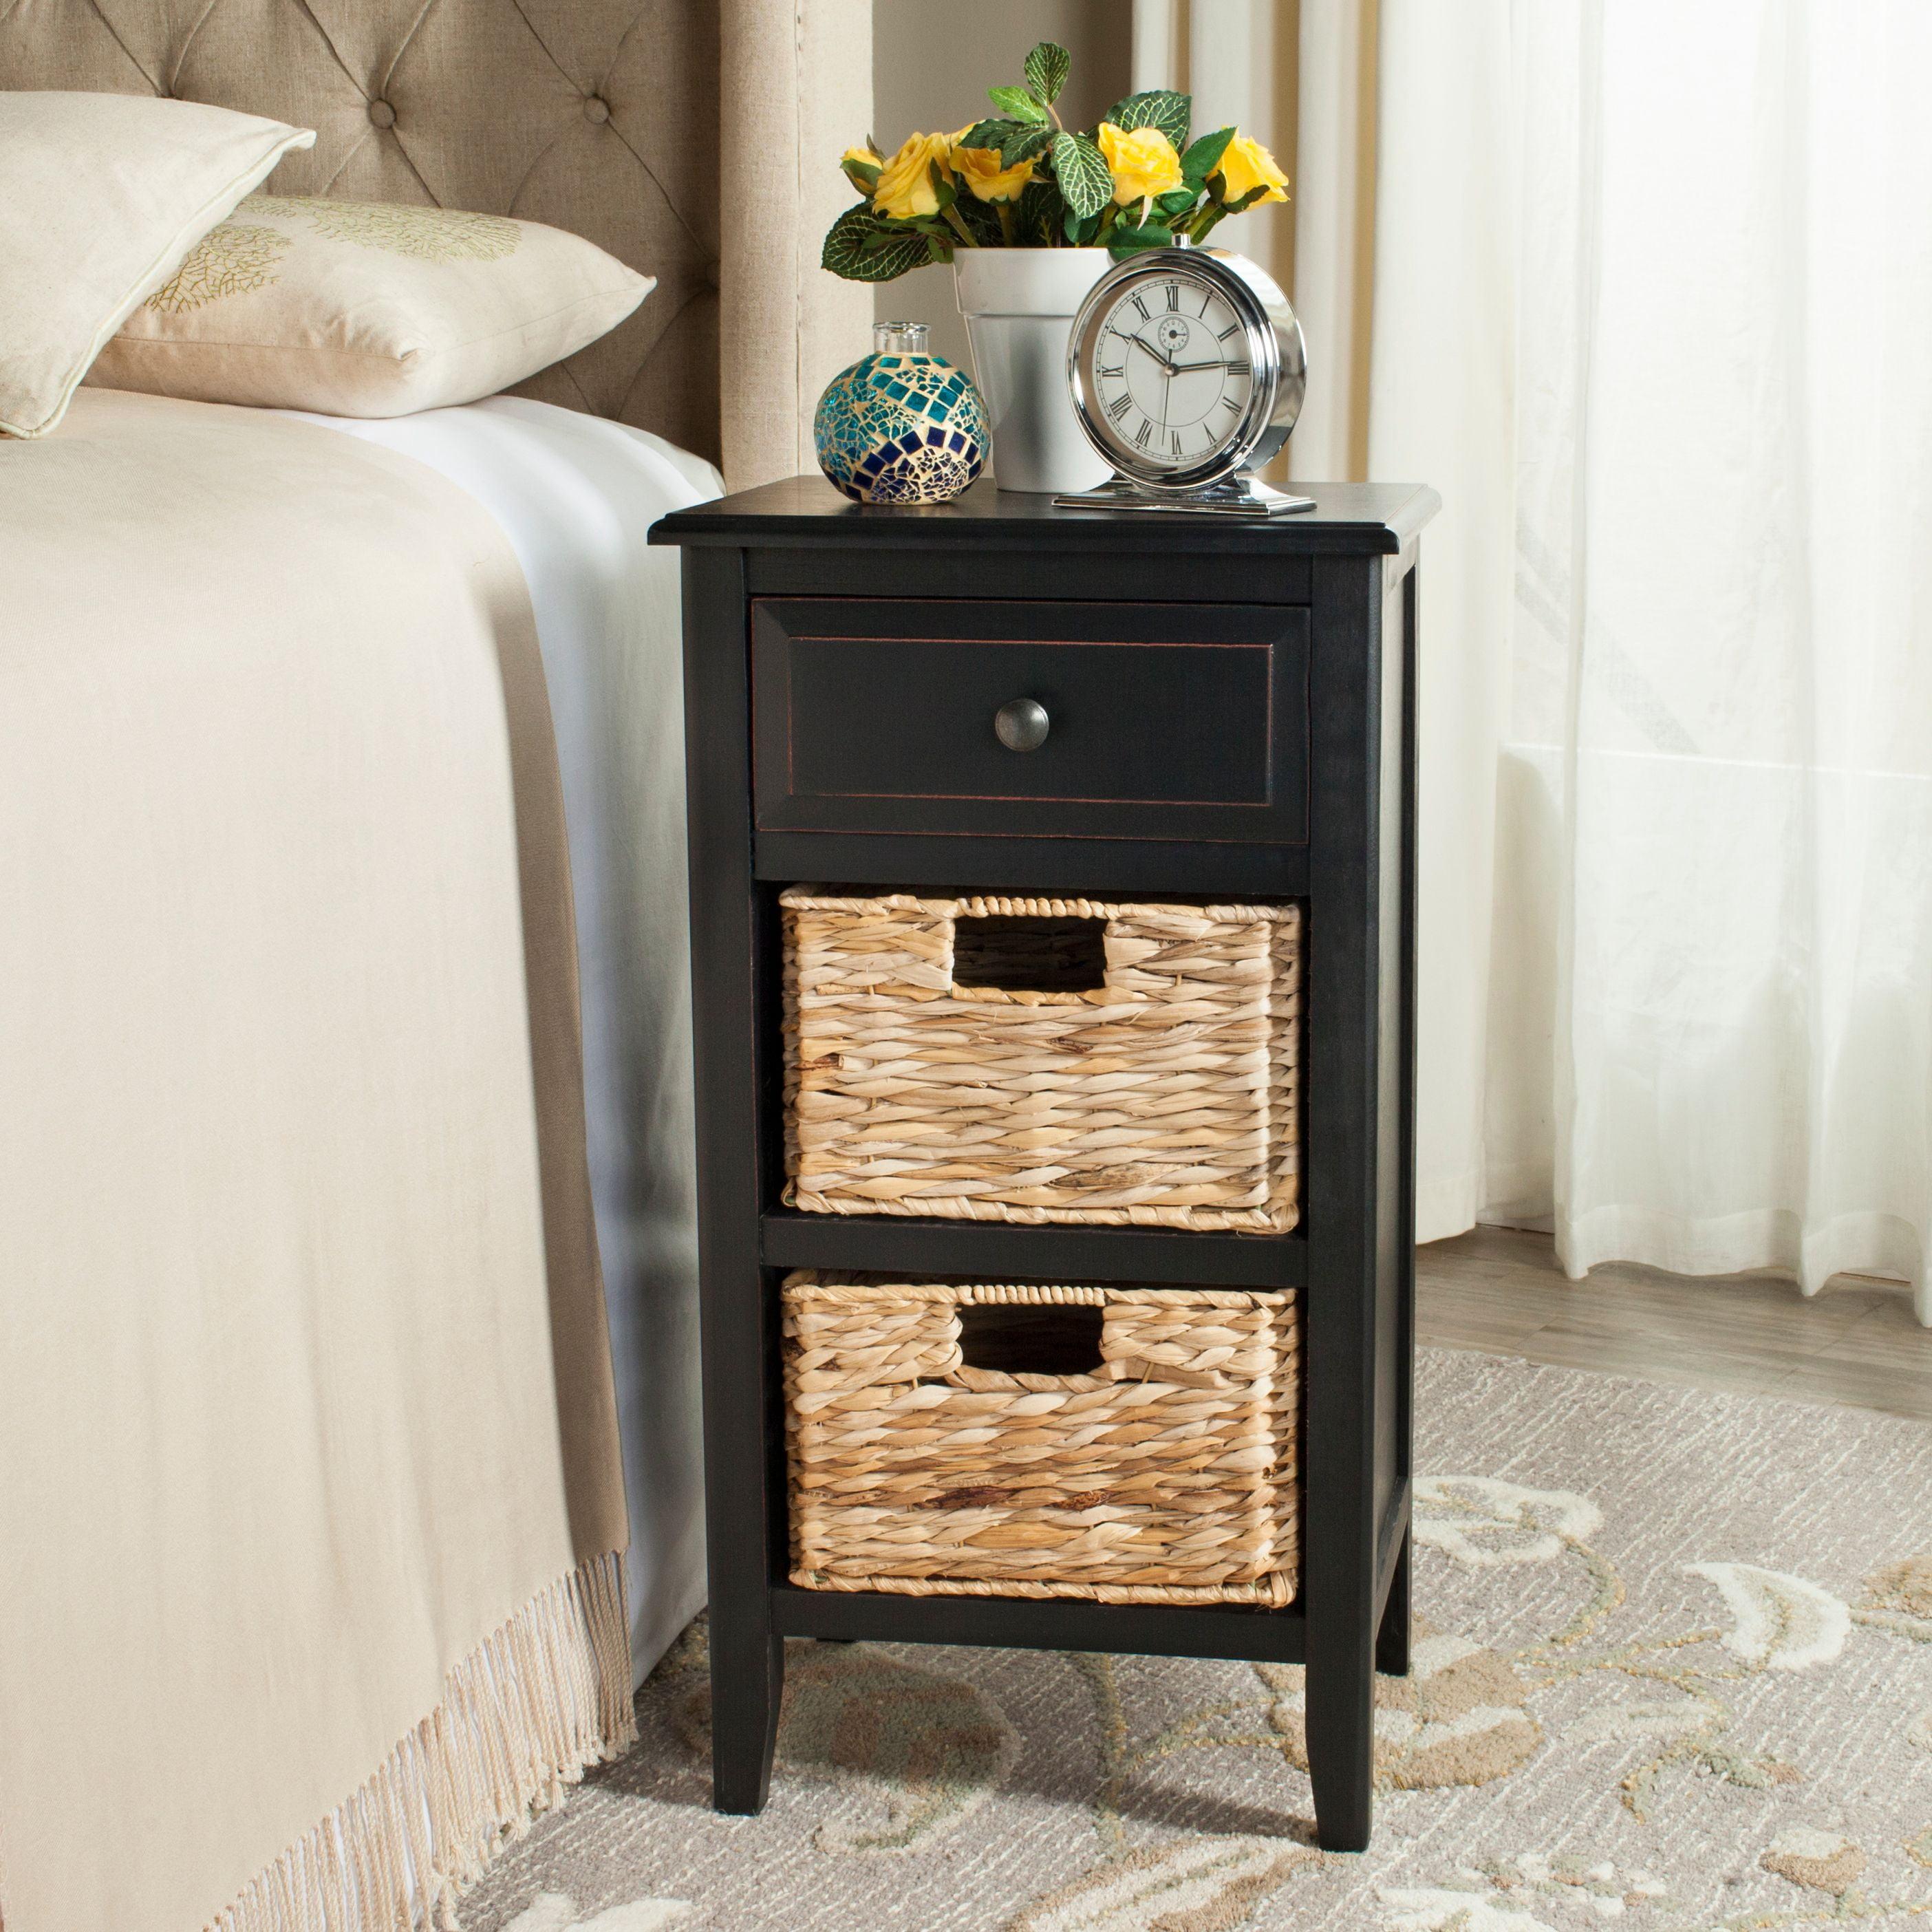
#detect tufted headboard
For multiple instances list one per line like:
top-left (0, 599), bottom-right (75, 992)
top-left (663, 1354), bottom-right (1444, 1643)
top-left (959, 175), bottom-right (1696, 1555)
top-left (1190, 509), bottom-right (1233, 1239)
top-left (0, 0), bottom-right (723, 464)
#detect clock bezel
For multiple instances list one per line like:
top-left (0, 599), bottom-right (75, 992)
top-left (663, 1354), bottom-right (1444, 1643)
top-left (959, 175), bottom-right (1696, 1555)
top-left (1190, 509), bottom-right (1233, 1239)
top-left (1066, 246), bottom-right (1306, 494)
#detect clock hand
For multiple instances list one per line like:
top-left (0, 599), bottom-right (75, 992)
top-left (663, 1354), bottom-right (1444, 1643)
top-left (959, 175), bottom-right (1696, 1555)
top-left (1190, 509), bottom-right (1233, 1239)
top-left (1126, 334), bottom-right (1182, 378)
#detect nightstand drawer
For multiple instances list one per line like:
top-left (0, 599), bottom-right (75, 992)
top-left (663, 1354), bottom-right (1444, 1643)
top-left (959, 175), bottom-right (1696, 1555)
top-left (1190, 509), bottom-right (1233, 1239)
top-left (752, 598), bottom-right (1309, 844)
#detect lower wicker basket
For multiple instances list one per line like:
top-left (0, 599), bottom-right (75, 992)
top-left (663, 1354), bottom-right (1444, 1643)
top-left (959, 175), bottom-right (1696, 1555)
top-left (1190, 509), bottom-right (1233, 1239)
top-left (782, 1271), bottom-right (1301, 1606)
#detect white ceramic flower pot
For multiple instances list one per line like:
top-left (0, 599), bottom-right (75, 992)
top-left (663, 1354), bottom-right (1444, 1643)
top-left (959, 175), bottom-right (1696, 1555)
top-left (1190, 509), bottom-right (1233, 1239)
top-left (954, 248), bottom-right (1116, 495)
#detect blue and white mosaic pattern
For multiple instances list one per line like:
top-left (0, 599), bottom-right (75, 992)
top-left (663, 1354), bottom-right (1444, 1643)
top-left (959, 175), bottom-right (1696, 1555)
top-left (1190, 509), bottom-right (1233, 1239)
top-left (814, 349), bottom-right (988, 504)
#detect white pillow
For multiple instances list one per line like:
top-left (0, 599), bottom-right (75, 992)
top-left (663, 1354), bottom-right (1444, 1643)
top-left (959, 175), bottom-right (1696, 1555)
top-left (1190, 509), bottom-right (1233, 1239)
top-left (87, 194), bottom-right (655, 419)
top-left (0, 91), bottom-right (314, 438)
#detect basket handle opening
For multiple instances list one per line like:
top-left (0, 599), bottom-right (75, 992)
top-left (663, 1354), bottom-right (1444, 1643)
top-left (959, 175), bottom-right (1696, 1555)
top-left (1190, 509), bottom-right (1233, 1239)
top-left (956, 1301), bottom-right (1105, 1378)
top-left (951, 914), bottom-right (1107, 997)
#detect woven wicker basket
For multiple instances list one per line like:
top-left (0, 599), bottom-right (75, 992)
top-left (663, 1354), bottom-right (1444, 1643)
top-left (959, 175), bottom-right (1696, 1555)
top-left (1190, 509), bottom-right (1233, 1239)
top-left (783, 1272), bottom-right (1301, 1606)
top-left (781, 888), bottom-right (1302, 1232)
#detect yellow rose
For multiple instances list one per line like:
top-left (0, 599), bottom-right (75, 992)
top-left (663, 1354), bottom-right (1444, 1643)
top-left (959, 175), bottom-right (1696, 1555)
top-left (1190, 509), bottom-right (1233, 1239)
top-left (949, 129), bottom-right (1035, 204)
top-left (1216, 132), bottom-right (1289, 206)
top-left (1097, 122), bottom-right (1183, 206)
top-left (839, 142), bottom-right (882, 194)
top-left (872, 131), bottom-right (953, 221)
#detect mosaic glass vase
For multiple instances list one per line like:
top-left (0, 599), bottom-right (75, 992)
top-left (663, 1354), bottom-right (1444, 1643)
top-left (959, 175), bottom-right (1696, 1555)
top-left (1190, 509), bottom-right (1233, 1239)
top-left (813, 321), bottom-right (988, 504)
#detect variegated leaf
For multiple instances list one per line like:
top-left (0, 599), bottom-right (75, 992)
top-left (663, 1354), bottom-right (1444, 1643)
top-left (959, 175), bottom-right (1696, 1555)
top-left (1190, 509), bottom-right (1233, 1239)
top-left (822, 204), bottom-right (934, 283)
top-left (956, 117), bottom-right (1016, 151)
top-left (1102, 89), bottom-right (1191, 149)
top-left (1051, 131), bottom-right (1111, 220)
top-left (989, 84), bottom-right (1049, 124)
top-left (999, 122), bottom-right (1056, 170)
top-left (1024, 41), bottom-right (1071, 107)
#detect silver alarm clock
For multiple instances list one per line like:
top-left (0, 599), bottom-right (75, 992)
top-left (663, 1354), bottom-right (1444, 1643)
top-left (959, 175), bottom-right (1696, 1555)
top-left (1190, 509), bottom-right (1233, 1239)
top-left (1058, 245), bottom-right (1312, 517)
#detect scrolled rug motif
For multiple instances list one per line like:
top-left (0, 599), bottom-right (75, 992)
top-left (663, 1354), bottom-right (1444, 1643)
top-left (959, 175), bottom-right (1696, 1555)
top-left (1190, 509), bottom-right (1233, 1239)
top-left (462, 1351), bottom-right (1932, 1931)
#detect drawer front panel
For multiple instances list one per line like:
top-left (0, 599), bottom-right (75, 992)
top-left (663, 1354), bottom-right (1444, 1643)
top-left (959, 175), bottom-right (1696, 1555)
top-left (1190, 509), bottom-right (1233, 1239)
top-left (753, 599), bottom-right (1309, 844)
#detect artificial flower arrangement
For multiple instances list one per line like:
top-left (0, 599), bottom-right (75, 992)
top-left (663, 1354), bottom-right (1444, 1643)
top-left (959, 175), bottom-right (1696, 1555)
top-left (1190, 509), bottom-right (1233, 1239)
top-left (824, 40), bottom-right (1289, 283)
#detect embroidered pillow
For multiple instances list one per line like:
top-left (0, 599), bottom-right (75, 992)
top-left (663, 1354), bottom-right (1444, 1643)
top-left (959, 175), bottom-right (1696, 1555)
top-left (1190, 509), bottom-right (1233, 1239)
top-left (87, 195), bottom-right (655, 418)
top-left (0, 92), bottom-right (314, 439)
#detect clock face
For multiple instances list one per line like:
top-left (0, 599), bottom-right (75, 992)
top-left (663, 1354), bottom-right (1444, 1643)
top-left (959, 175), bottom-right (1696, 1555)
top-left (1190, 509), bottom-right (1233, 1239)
top-left (1086, 271), bottom-right (1257, 475)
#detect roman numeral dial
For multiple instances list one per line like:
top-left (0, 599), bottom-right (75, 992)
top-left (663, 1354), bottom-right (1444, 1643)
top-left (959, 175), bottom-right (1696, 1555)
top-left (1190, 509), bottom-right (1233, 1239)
top-left (1082, 270), bottom-right (1260, 476)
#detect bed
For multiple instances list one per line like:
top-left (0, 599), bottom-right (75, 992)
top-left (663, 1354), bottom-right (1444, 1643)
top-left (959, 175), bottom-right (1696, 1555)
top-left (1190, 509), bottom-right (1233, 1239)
top-left (1, 383), bottom-right (718, 1932)
top-left (299, 396), bottom-right (722, 1686)
top-left (0, 6), bottom-right (824, 1926)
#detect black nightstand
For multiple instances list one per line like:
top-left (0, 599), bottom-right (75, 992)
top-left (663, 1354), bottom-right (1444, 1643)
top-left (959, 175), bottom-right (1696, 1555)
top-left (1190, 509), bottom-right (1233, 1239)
top-left (652, 475), bottom-right (1438, 1852)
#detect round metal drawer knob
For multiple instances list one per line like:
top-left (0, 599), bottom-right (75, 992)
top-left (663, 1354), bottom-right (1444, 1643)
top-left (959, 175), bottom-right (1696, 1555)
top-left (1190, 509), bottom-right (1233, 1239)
top-left (994, 697), bottom-right (1049, 753)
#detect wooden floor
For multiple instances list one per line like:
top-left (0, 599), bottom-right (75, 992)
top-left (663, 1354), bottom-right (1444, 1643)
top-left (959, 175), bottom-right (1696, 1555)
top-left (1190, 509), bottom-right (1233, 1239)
top-left (1417, 1225), bottom-right (1932, 1422)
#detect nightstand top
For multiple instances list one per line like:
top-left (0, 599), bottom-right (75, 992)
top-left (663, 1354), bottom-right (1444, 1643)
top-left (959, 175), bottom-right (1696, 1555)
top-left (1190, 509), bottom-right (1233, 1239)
top-left (653, 475), bottom-right (1439, 555)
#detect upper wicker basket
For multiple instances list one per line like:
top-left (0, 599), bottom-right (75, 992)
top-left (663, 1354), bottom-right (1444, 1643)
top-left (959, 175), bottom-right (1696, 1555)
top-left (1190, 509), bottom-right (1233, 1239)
top-left (781, 888), bottom-right (1302, 1232)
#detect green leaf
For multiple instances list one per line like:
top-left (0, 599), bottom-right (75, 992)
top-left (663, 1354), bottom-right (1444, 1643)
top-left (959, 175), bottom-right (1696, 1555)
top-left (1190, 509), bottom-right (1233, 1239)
top-left (953, 193), bottom-right (1005, 244)
top-left (839, 156), bottom-right (881, 192)
top-left (1212, 181), bottom-right (1271, 214)
top-left (1102, 88), bottom-right (1191, 149)
top-left (988, 84), bottom-right (1049, 124)
top-left (1051, 129), bottom-right (1112, 220)
top-left (1181, 125), bottom-right (1235, 185)
top-left (822, 204), bottom-right (934, 283)
top-left (1023, 41), bottom-right (1071, 107)
top-left (1063, 206), bottom-right (1101, 246)
top-left (1153, 186), bottom-right (1199, 218)
top-left (954, 117), bottom-right (1016, 151)
top-left (1108, 220), bottom-right (1173, 257)
top-left (998, 121), bottom-right (1055, 169)
top-left (874, 224), bottom-right (950, 268)
top-left (1015, 178), bottom-right (1061, 246)
top-left (928, 158), bottom-right (957, 208)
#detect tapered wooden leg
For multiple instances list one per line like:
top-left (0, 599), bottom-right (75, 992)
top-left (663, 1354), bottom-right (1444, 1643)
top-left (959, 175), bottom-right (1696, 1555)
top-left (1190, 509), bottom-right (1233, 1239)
top-left (711, 1624), bottom-right (784, 1814)
top-left (1375, 1527), bottom-right (1413, 1676)
top-left (680, 546), bottom-right (787, 1818)
top-left (1305, 1644), bottom-right (1375, 1852)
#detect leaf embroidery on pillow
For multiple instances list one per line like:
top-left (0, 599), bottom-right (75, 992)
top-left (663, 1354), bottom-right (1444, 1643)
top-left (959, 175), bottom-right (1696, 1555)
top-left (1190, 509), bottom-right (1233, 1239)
top-left (242, 193), bottom-right (521, 261)
top-left (146, 224), bottom-right (291, 312)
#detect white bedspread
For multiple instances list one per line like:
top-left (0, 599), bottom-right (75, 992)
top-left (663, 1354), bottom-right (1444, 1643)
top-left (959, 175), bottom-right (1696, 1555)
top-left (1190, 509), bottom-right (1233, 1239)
top-left (292, 397), bottom-right (720, 1682)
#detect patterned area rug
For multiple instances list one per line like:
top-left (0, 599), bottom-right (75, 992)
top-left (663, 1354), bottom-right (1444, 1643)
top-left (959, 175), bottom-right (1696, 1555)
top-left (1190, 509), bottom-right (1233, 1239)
top-left (460, 1350), bottom-right (1932, 1932)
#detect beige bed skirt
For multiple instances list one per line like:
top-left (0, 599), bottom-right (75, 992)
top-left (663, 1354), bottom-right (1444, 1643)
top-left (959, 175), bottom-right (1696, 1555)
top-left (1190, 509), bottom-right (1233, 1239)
top-left (0, 391), bottom-right (634, 1932)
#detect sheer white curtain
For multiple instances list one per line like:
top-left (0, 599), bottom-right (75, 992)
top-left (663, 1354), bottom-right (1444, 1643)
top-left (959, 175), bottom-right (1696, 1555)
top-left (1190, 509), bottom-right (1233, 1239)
top-left (1131, 2), bottom-right (1490, 1240)
top-left (1373, 0), bottom-right (1932, 1317)
top-left (1129, 0), bottom-right (1377, 482)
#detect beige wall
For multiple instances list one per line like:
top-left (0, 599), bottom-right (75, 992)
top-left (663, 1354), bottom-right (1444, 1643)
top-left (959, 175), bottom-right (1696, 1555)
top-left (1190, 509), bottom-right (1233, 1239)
top-left (731, 0), bottom-right (877, 486)
top-left (870, 1), bottom-right (1133, 370)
